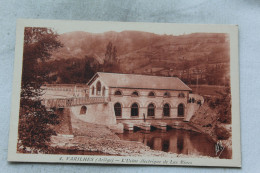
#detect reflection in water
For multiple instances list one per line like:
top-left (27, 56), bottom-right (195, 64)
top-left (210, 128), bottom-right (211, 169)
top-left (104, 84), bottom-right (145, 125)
top-left (177, 135), bottom-right (184, 153)
top-left (162, 139), bottom-right (169, 152)
top-left (117, 129), bottom-right (230, 158)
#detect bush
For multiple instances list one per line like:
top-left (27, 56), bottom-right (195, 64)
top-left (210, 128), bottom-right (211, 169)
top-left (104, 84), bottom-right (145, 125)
top-left (208, 97), bottom-right (218, 109)
top-left (207, 87), bottom-right (231, 124)
top-left (215, 125), bottom-right (231, 140)
top-left (218, 109), bottom-right (231, 124)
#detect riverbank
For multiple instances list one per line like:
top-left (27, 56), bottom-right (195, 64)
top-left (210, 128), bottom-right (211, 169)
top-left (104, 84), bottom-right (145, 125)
top-left (188, 103), bottom-right (232, 158)
top-left (50, 122), bottom-right (216, 158)
top-left (50, 122), bottom-right (152, 156)
top-left (50, 135), bottom-right (215, 159)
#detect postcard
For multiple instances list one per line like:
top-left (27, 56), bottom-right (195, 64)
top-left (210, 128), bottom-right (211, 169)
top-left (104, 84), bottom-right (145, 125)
top-left (8, 19), bottom-right (241, 167)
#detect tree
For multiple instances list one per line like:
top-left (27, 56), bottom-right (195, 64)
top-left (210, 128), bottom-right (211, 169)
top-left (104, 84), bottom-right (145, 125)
top-left (216, 87), bottom-right (231, 124)
top-left (83, 55), bottom-right (100, 83)
top-left (112, 46), bottom-right (117, 62)
top-left (104, 41), bottom-right (113, 63)
top-left (103, 41), bottom-right (120, 72)
top-left (208, 87), bottom-right (231, 124)
top-left (104, 41), bottom-right (117, 63)
top-left (18, 27), bottom-right (62, 153)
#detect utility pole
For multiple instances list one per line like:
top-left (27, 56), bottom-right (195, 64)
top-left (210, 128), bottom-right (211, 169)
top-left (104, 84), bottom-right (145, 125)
top-left (193, 69), bottom-right (202, 94)
top-left (196, 74), bottom-right (199, 93)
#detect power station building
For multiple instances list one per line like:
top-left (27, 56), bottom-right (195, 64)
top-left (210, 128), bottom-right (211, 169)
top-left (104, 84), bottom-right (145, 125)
top-left (86, 72), bottom-right (192, 125)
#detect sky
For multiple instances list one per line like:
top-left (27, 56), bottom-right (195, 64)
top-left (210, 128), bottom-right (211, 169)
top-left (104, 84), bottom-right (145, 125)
top-left (19, 19), bottom-right (236, 36)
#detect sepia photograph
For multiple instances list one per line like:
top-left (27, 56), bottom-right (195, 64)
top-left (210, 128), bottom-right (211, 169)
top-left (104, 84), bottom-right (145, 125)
top-left (8, 20), bottom-right (240, 167)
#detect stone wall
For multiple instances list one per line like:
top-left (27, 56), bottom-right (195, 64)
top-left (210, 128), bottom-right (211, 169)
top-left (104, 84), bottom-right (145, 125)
top-left (70, 103), bottom-right (117, 126)
top-left (52, 108), bottom-right (73, 136)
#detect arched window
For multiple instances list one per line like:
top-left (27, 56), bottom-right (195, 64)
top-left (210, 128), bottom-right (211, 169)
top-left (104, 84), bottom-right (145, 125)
top-left (164, 92), bottom-right (171, 97)
top-left (96, 81), bottom-right (101, 95)
top-left (115, 90), bottom-right (122, 96)
top-left (178, 104), bottom-right (184, 117)
top-left (114, 102), bottom-right (122, 117)
top-left (178, 92), bottom-right (185, 98)
top-left (80, 106), bottom-right (87, 114)
top-left (147, 103), bottom-right (155, 116)
top-left (102, 87), bottom-right (106, 96)
top-left (148, 91), bottom-right (155, 97)
top-left (131, 91), bottom-right (139, 97)
top-left (131, 103), bottom-right (139, 116)
top-left (163, 103), bottom-right (170, 117)
top-left (92, 87), bottom-right (95, 95)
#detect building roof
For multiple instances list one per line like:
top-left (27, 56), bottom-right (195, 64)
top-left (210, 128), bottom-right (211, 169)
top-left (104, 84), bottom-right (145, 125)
top-left (88, 72), bottom-right (192, 91)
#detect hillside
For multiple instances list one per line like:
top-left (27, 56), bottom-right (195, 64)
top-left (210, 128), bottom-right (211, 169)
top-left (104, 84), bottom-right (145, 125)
top-left (48, 31), bottom-right (230, 85)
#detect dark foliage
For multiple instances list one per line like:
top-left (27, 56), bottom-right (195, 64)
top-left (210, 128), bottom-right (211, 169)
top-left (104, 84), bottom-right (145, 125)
top-left (43, 56), bottom-right (101, 84)
top-left (215, 125), bottom-right (231, 140)
top-left (216, 88), bottom-right (232, 124)
top-left (102, 42), bottom-right (121, 73)
top-left (207, 87), bottom-right (231, 124)
top-left (42, 41), bottom-right (121, 84)
top-left (18, 27), bottom-right (62, 153)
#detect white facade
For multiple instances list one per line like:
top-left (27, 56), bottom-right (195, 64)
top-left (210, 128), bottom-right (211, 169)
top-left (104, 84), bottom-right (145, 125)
top-left (87, 72), bottom-right (191, 124)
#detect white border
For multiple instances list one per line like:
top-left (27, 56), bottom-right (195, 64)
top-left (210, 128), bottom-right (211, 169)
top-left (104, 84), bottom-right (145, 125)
top-left (8, 19), bottom-right (241, 167)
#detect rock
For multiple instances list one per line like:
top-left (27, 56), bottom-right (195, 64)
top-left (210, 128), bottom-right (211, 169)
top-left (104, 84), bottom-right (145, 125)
top-left (109, 123), bottom-right (124, 134)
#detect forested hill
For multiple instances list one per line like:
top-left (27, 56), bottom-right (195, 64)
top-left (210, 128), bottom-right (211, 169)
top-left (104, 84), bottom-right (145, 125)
top-left (45, 31), bottom-right (230, 85)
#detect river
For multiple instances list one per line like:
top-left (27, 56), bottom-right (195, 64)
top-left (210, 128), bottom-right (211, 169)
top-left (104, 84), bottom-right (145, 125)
top-left (117, 128), bottom-right (231, 159)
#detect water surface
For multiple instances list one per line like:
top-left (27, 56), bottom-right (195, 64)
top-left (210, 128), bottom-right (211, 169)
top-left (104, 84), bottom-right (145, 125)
top-left (117, 129), bottom-right (230, 158)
